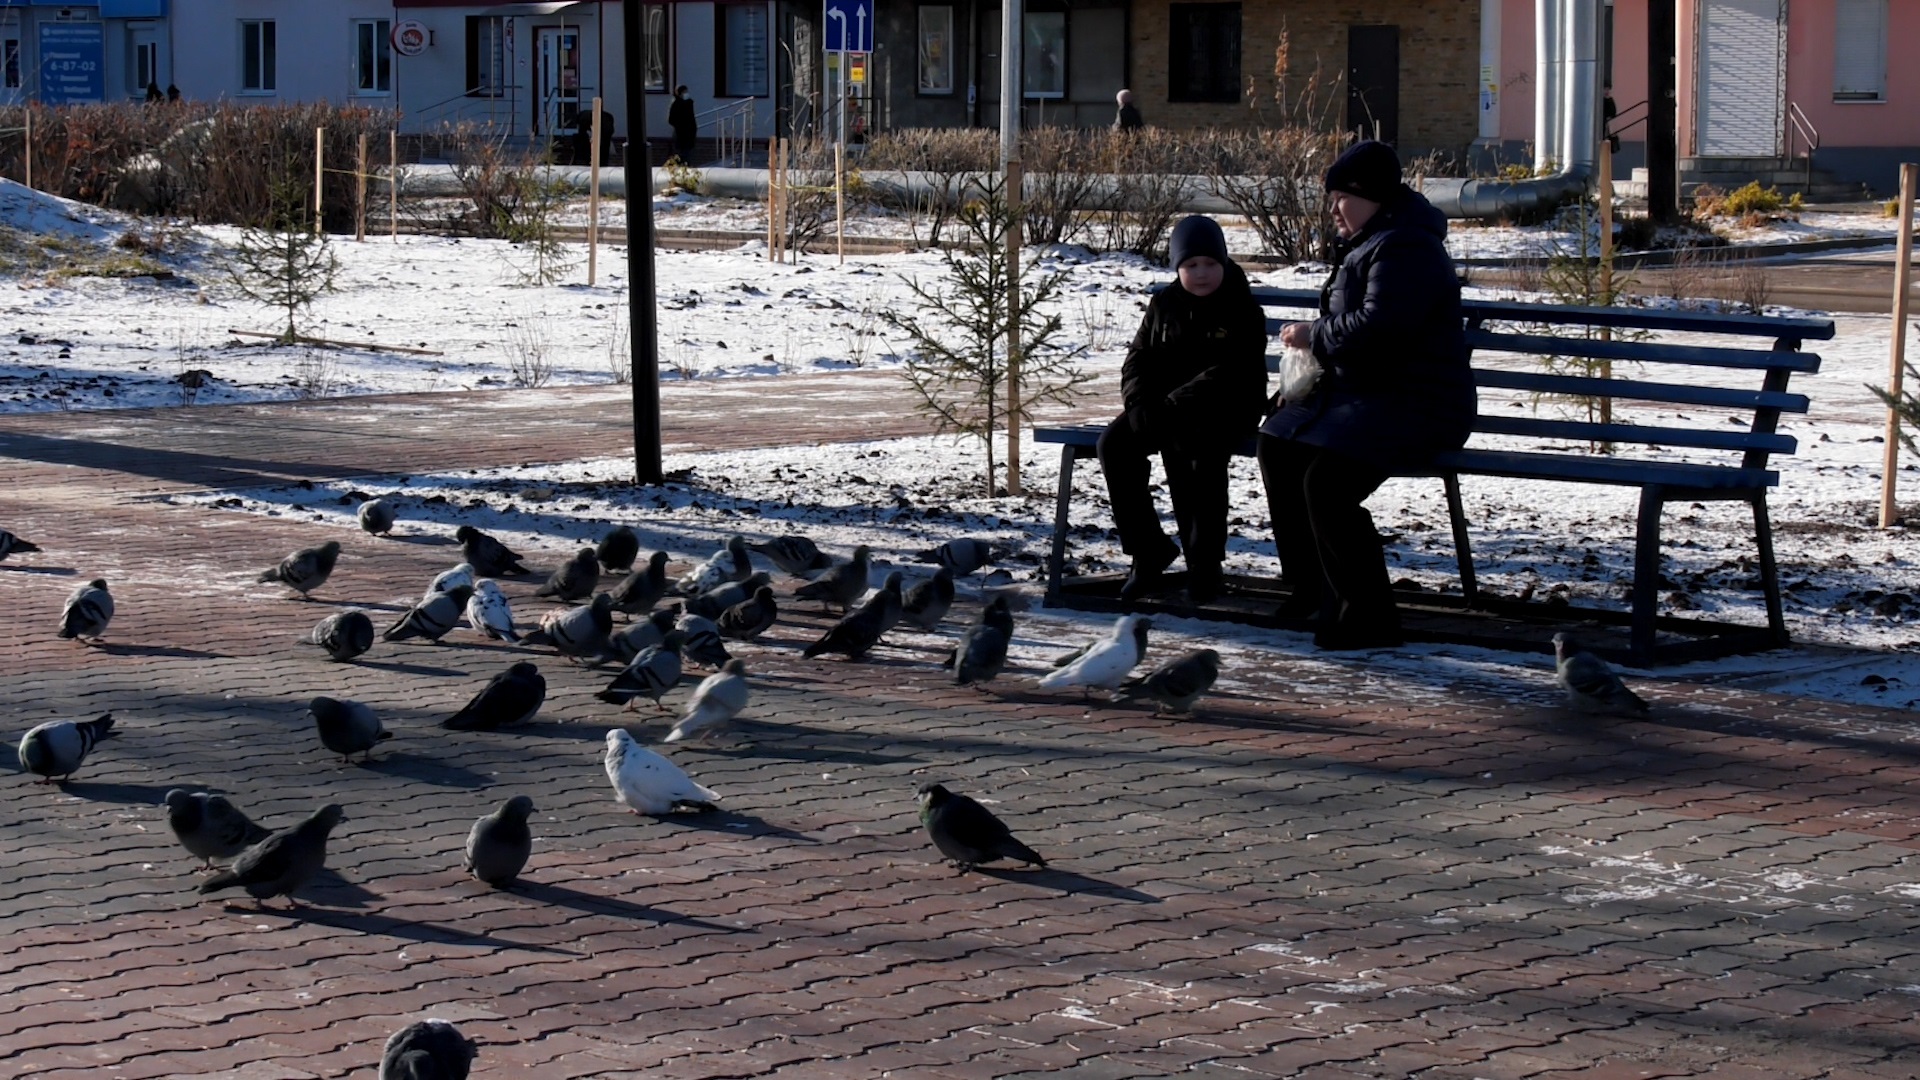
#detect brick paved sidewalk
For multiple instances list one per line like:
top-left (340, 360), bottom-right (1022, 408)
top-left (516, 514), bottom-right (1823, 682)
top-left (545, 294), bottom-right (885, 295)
top-left (1, 380), bottom-right (1918, 1080)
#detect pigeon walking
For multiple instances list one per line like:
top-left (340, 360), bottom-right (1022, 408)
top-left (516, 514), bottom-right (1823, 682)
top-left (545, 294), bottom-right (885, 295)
top-left (794, 545), bottom-right (872, 614)
top-left (536, 547), bottom-right (601, 604)
top-left (803, 572), bottom-right (904, 660)
top-left (383, 585), bottom-right (472, 644)
top-left (1552, 633), bottom-right (1650, 716)
top-left (381, 1019), bottom-right (480, 1080)
top-left (596, 632), bottom-right (685, 711)
top-left (57, 578), bottom-right (114, 644)
top-left (164, 789), bottom-right (271, 871)
top-left (607, 608), bottom-right (678, 665)
top-left (915, 537), bottom-right (998, 577)
top-left (918, 783), bottom-right (1046, 872)
top-left (17, 713), bottom-right (114, 783)
top-left (197, 803), bottom-right (346, 909)
top-left (523, 592), bottom-right (615, 662)
top-left (596, 525), bottom-right (641, 573)
top-left (1118, 648), bottom-right (1221, 715)
top-left (307, 696), bottom-right (391, 764)
top-left (674, 611), bottom-right (732, 668)
top-left (443, 661), bottom-right (547, 731)
top-left (465, 579), bottom-right (519, 643)
top-left (604, 730), bottom-right (719, 813)
top-left (683, 571), bottom-right (772, 620)
top-left (900, 568), bottom-right (955, 631)
top-left (0, 528), bottom-right (41, 562)
top-left (668, 659), bottom-right (748, 743)
top-left (607, 551), bottom-right (672, 616)
top-left (424, 562), bottom-right (476, 601)
top-left (463, 795), bottom-right (535, 888)
top-left (716, 586), bottom-right (779, 641)
top-left (676, 535), bottom-right (752, 596)
top-left (256, 541), bottom-right (342, 599)
top-left (357, 498), bottom-right (396, 537)
top-left (304, 610), bottom-right (374, 662)
top-left (1037, 615), bottom-right (1151, 695)
top-left (946, 596), bottom-right (1014, 686)
top-left (456, 525), bottom-right (530, 577)
top-left (750, 535), bottom-right (833, 577)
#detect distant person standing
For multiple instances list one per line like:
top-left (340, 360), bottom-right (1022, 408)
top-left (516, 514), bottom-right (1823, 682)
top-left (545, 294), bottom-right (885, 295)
top-left (165, 84), bottom-right (181, 102)
top-left (668, 86), bottom-right (697, 163)
top-left (144, 81), bottom-right (162, 103)
top-left (1112, 88), bottom-right (1144, 133)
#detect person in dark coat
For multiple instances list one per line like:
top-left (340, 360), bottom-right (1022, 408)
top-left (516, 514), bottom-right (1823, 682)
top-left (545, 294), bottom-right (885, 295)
top-left (1258, 140), bottom-right (1475, 650)
top-left (667, 86), bottom-right (697, 162)
top-left (1099, 215), bottom-right (1269, 604)
top-left (1112, 88), bottom-right (1144, 133)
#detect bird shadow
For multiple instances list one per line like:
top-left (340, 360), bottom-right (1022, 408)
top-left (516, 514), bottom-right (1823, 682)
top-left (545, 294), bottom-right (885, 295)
top-left (501, 880), bottom-right (735, 931)
top-left (971, 865), bottom-right (1160, 902)
top-left (512, 720), bottom-right (619, 742)
top-left (356, 751), bottom-right (492, 789)
top-left (648, 807), bottom-right (817, 843)
top-left (53, 779), bottom-right (181, 805)
top-left (248, 900), bottom-right (581, 954)
top-left (383, 534), bottom-right (458, 547)
top-left (96, 644), bottom-right (228, 660)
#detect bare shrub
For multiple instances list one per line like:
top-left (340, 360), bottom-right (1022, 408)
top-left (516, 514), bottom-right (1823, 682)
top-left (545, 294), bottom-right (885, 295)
top-left (291, 348), bottom-right (337, 399)
top-left (1723, 256), bottom-right (1772, 314)
top-left (503, 315), bottom-right (554, 388)
top-left (1098, 129), bottom-right (1195, 260)
top-left (605, 320), bottom-right (631, 384)
top-left (1663, 243), bottom-right (1720, 308)
top-left (1020, 127), bottom-right (1098, 247)
top-left (862, 127), bottom-right (996, 248)
top-left (1202, 127), bottom-right (1342, 263)
top-left (663, 338), bottom-right (702, 381)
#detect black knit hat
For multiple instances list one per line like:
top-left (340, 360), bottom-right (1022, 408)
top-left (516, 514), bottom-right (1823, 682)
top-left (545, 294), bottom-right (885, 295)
top-left (1324, 140), bottom-right (1402, 203)
top-left (1168, 215), bottom-right (1229, 270)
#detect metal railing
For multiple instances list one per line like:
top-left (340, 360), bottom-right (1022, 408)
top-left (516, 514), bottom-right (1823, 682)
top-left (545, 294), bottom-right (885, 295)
top-left (697, 97), bottom-right (755, 166)
top-left (1787, 100), bottom-right (1819, 195)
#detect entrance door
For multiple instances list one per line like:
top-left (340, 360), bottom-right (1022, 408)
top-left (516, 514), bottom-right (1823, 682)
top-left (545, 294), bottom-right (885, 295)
top-left (1346, 25), bottom-right (1399, 145)
top-left (127, 21), bottom-right (161, 98)
top-left (535, 26), bottom-right (582, 136)
top-left (1696, 0), bottom-right (1784, 156)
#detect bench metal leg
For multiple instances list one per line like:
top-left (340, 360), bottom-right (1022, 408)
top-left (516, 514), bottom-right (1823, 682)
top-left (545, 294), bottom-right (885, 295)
top-left (1750, 494), bottom-right (1789, 647)
top-left (1442, 473), bottom-right (1478, 606)
top-left (1046, 445), bottom-right (1079, 607)
top-left (1630, 486), bottom-right (1667, 664)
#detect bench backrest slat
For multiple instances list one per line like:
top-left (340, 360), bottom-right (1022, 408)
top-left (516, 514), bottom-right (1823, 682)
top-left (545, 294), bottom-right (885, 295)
top-left (1464, 330), bottom-right (1822, 375)
top-left (1474, 414), bottom-right (1796, 453)
top-left (1247, 286), bottom-right (1838, 343)
top-left (1474, 369), bottom-right (1810, 413)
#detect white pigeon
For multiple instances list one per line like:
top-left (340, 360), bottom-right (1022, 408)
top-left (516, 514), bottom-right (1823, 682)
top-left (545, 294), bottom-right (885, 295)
top-left (1551, 632), bottom-right (1650, 716)
top-left (667, 659), bottom-right (749, 743)
top-left (1037, 614), bottom-right (1151, 694)
top-left (675, 536), bottom-right (750, 597)
top-left (423, 562), bottom-right (476, 603)
top-left (604, 729), bottom-right (720, 813)
top-left (465, 579), bottom-right (519, 643)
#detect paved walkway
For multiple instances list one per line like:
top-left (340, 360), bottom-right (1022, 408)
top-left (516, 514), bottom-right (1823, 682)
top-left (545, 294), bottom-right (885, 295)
top-left (2, 379), bottom-right (1919, 1080)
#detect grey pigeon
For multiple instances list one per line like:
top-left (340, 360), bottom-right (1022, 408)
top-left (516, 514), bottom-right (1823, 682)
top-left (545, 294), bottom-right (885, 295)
top-left (464, 795), bottom-right (535, 888)
top-left (256, 541), bottom-right (342, 599)
top-left (1038, 614), bottom-right (1151, 695)
top-left (1118, 648), bottom-right (1221, 715)
top-left (383, 585), bottom-right (473, 644)
top-left (918, 783), bottom-right (1046, 872)
top-left (607, 608), bottom-right (678, 664)
top-left (536, 547), bottom-right (601, 603)
top-left (900, 567), bottom-right (955, 631)
top-left (358, 498), bottom-right (396, 537)
top-left (465, 579), bottom-right (519, 643)
top-left (424, 562), bottom-right (476, 601)
top-left (683, 571), bottom-right (772, 619)
top-left (304, 610), bottom-right (374, 662)
top-left (794, 545), bottom-right (871, 613)
top-left (596, 525), bottom-right (641, 573)
top-left (915, 537), bottom-right (997, 577)
top-left (442, 661), bottom-right (546, 731)
top-left (1553, 633), bottom-right (1650, 716)
top-left (0, 528), bottom-right (41, 562)
top-left (676, 534), bottom-right (752, 595)
top-left (197, 803), bottom-right (345, 909)
top-left (17, 713), bottom-right (114, 783)
top-left (164, 789), bottom-right (271, 871)
top-left (381, 1018), bottom-right (480, 1080)
top-left (716, 586), bottom-right (779, 641)
top-left (668, 659), bottom-right (749, 743)
top-left (456, 525), bottom-right (529, 576)
top-left (945, 596), bottom-right (1014, 686)
top-left (523, 592), bottom-right (614, 662)
top-left (750, 535), bottom-right (833, 576)
top-left (673, 611), bottom-right (732, 668)
top-left (596, 631), bottom-right (685, 711)
top-left (608, 551), bottom-right (672, 616)
top-left (803, 572), bottom-right (904, 659)
top-left (307, 695), bottom-right (391, 764)
top-left (57, 578), bottom-right (113, 643)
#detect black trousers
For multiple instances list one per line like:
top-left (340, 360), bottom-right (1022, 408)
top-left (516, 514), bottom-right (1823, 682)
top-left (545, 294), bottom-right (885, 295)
top-left (1256, 435), bottom-right (1399, 633)
top-left (1097, 414), bottom-right (1229, 570)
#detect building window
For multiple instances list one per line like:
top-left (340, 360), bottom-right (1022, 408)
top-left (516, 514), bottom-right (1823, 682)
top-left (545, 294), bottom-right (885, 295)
top-left (641, 4), bottom-right (669, 92)
top-left (1168, 3), bottom-right (1239, 104)
top-left (2, 38), bottom-right (17, 90)
top-left (917, 5), bottom-right (952, 94)
top-left (241, 19), bottom-right (276, 93)
top-left (353, 19), bottom-right (392, 94)
top-left (718, 3), bottom-right (769, 98)
top-left (466, 15), bottom-right (506, 97)
top-left (1024, 11), bottom-right (1065, 99)
top-left (1833, 0), bottom-right (1886, 102)
top-left (129, 39), bottom-right (157, 95)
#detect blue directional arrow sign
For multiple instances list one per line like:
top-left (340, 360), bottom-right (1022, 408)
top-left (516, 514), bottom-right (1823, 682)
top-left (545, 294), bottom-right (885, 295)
top-left (824, 0), bottom-right (873, 54)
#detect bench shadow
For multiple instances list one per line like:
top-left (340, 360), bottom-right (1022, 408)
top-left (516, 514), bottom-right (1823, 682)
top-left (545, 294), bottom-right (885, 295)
top-left (972, 865), bottom-right (1160, 902)
top-left (51, 779), bottom-right (181, 805)
top-left (357, 751), bottom-right (492, 789)
top-left (348, 658), bottom-right (472, 678)
top-left (648, 807), bottom-right (816, 843)
top-left (0, 564), bottom-right (77, 576)
top-left (252, 901), bottom-right (582, 954)
top-left (504, 880), bottom-right (735, 931)
top-left (97, 644), bottom-right (228, 660)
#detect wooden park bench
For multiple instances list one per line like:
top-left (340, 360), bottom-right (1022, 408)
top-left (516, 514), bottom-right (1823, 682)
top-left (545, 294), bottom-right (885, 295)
top-left (1035, 286), bottom-right (1837, 665)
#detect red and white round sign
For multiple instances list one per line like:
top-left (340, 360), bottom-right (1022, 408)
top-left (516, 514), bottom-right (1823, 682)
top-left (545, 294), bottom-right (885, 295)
top-left (391, 20), bottom-right (429, 57)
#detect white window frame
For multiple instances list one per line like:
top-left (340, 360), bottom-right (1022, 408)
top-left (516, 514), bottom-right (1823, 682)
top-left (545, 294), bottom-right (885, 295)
top-left (917, 5), bottom-right (953, 95)
top-left (1832, 0), bottom-right (1886, 102)
top-left (128, 36), bottom-right (157, 96)
top-left (240, 19), bottom-right (276, 94)
top-left (353, 18), bottom-right (392, 95)
top-left (719, 3), bottom-right (769, 99)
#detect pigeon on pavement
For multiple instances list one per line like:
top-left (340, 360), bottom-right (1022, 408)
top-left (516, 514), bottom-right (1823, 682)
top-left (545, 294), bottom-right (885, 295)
top-left (197, 803), bottom-right (346, 909)
top-left (305, 610), bottom-right (374, 662)
top-left (465, 579), bottom-right (519, 643)
top-left (456, 525), bottom-right (530, 577)
top-left (900, 568), bottom-right (955, 631)
top-left (357, 498), bottom-right (396, 537)
top-left (803, 571), bottom-right (903, 659)
top-left (536, 547), bottom-right (601, 604)
top-left (750, 535), bottom-right (833, 576)
top-left (18, 713), bottom-right (114, 783)
top-left (676, 535), bottom-right (752, 596)
top-left (716, 586), bottom-right (779, 641)
top-left (674, 611), bottom-right (732, 668)
top-left (606, 551), bottom-right (672, 618)
top-left (946, 596), bottom-right (1014, 686)
top-left (256, 541), bottom-right (342, 600)
top-left (0, 528), bottom-right (41, 562)
top-left (57, 578), bottom-right (114, 644)
top-left (596, 632), bottom-right (684, 711)
top-left (668, 659), bottom-right (748, 743)
top-left (596, 525), bottom-right (641, 573)
top-left (463, 795), bottom-right (535, 888)
top-left (383, 585), bottom-right (473, 644)
top-left (523, 592), bottom-right (615, 662)
top-left (794, 545), bottom-right (871, 613)
top-left (381, 1018), bottom-right (480, 1080)
top-left (443, 661), bottom-right (547, 731)
top-left (308, 696), bottom-right (391, 764)
top-left (1552, 632), bottom-right (1651, 716)
top-left (424, 562), bottom-right (476, 601)
top-left (918, 783), bottom-right (1046, 872)
top-left (683, 571), bottom-right (773, 619)
top-left (164, 789), bottom-right (271, 871)
top-left (1118, 648), bottom-right (1221, 715)
top-left (1037, 615), bottom-right (1151, 695)
top-left (607, 608), bottom-right (678, 664)
top-left (914, 538), bottom-right (998, 577)
top-left (604, 730), bottom-right (719, 813)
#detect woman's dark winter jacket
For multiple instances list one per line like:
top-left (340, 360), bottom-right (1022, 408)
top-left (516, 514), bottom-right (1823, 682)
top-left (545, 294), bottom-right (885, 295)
top-left (1120, 261), bottom-right (1269, 455)
top-left (1259, 186), bottom-right (1475, 470)
top-left (667, 97), bottom-right (697, 146)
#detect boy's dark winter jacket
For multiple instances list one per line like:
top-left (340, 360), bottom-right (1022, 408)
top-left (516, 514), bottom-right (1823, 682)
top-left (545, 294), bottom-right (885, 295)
top-left (1119, 261), bottom-right (1269, 454)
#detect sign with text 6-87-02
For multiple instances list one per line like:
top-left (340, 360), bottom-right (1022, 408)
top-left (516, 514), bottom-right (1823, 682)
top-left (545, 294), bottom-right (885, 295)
top-left (39, 22), bottom-right (104, 104)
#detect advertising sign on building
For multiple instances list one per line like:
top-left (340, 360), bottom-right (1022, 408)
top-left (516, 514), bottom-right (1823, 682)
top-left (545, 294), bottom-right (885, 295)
top-left (39, 21), bottom-right (103, 104)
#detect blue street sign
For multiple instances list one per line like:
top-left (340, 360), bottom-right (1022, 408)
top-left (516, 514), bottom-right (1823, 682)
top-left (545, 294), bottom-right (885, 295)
top-left (38, 22), bottom-right (104, 104)
top-left (823, 0), bottom-right (873, 54)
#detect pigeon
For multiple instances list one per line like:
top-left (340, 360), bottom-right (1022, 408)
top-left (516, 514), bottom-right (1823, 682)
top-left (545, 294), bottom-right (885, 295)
top-left (917, 783), bottom-right (1046, 872)
top-left (596, 525), bottom-right (641, 573)
top-left (676, 535), bottom-right (752, 596)
top-left (607, 608), bottom-right (678, 664)
top-left (673, 611), bottom-right (732, 668)
top-left (523, 592), bottom-right (615, 662)
top-left (383, 585), bottom-right (473, 644)
top-left (424, 562), bottom-right (476, 601)
top-left (164, 789), bottom-right (271, 871)
top-left (596, 632), bottom-right (684, 711)
top-left (358, 497), bottom-right (396, 537)
top-left (1552, 632), bottom-right (1650, 716)
top-left (604, 729), bottom-right (719, 813)
top-left (465, 579), bottom-right (519, 643)
top-left (17, 713), bottom-right (114, 783)
top-left (536, 547), bottom-right (601, 604)
top-left (0, 528), bottom-right (41, 562)
top-left (1037, 615), bottom-right (1151, 695)
top-left (749, 535), bottom-right (833, 576)
top-left (945, 596), bottom-right (1014, 686)
top-left (57, 578), bottom-right (113, 643)
top-left (1118, 648), bottom-right (1221, 715)
top-left (307, 695), bottom-right (391, 764)
top-left (304, 610), bottom-right (374, 662)
top-left (381, 1018), bottom-right (480, 1080)
top-left (443, 661), bottom-right (546, 731)
top-left (197, 803), bottom-right (346, 909)
top-left (716, 586), bottom-right (779, 641)
top-left (668, 659), bottom-right (748, 743)
top-left (463, 795), bottom-right (535, 888)
top-left (683, 571), bottom-right (773, 620)
top-left (915, 538), bottom-right (997, 577)
top-left (803, 571), bottom-right (904, 659)
top-left (256, 541), bottom-right (342, 599)
top-left (900, 567), bottom-right (955, 631)
top-left (456, 525), bottom-right (530, 576)
top-left (607, 551), bottom-right (672, 616)
top-left (794, 545), bottom-right (872, 613)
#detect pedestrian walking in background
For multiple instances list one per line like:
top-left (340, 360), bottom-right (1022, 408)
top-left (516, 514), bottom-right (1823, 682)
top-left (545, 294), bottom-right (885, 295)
top-left (668, 86), bottom-right (698, 163)
top-left (1113, 88), bottom-right (1144, 133)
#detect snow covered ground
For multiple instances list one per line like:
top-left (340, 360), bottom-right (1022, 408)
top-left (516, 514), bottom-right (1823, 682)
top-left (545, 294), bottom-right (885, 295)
top-left (6, 178), bottom-right (1920, 713)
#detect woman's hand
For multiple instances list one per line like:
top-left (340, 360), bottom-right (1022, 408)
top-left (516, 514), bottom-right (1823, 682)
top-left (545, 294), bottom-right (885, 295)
top-left (1279, 321), bottom-right (1312, 349)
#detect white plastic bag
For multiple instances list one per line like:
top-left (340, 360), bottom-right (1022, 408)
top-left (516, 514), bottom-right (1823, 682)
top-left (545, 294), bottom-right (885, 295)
top-left (1274, 344), bottom-right (1322, 404)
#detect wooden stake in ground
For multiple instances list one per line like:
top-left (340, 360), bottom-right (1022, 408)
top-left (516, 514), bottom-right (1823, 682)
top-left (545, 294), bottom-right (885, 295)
top-left (313, 127), bottom-right (325, 235)
top-left (766, 138), bottom-right (778, 262)
top-left (1598, 136), bottom-right (1615, 441)
top-left (1004, 158), bottom-right (1023, 496)
top-left (389, 129), bottom-right (398, 240)
top-left (1879, 161), bottom-right (1919, 527)
top-left (355, 133), bottom-right (368, 242)
top-left (835, 142), bottom-right (846, 265)
top-left (778, 138), bottom-right (791, 263)
top-left (588, 96), bottom-right (604, 286)
top-left (21, 107), bottom-right (30, 191)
